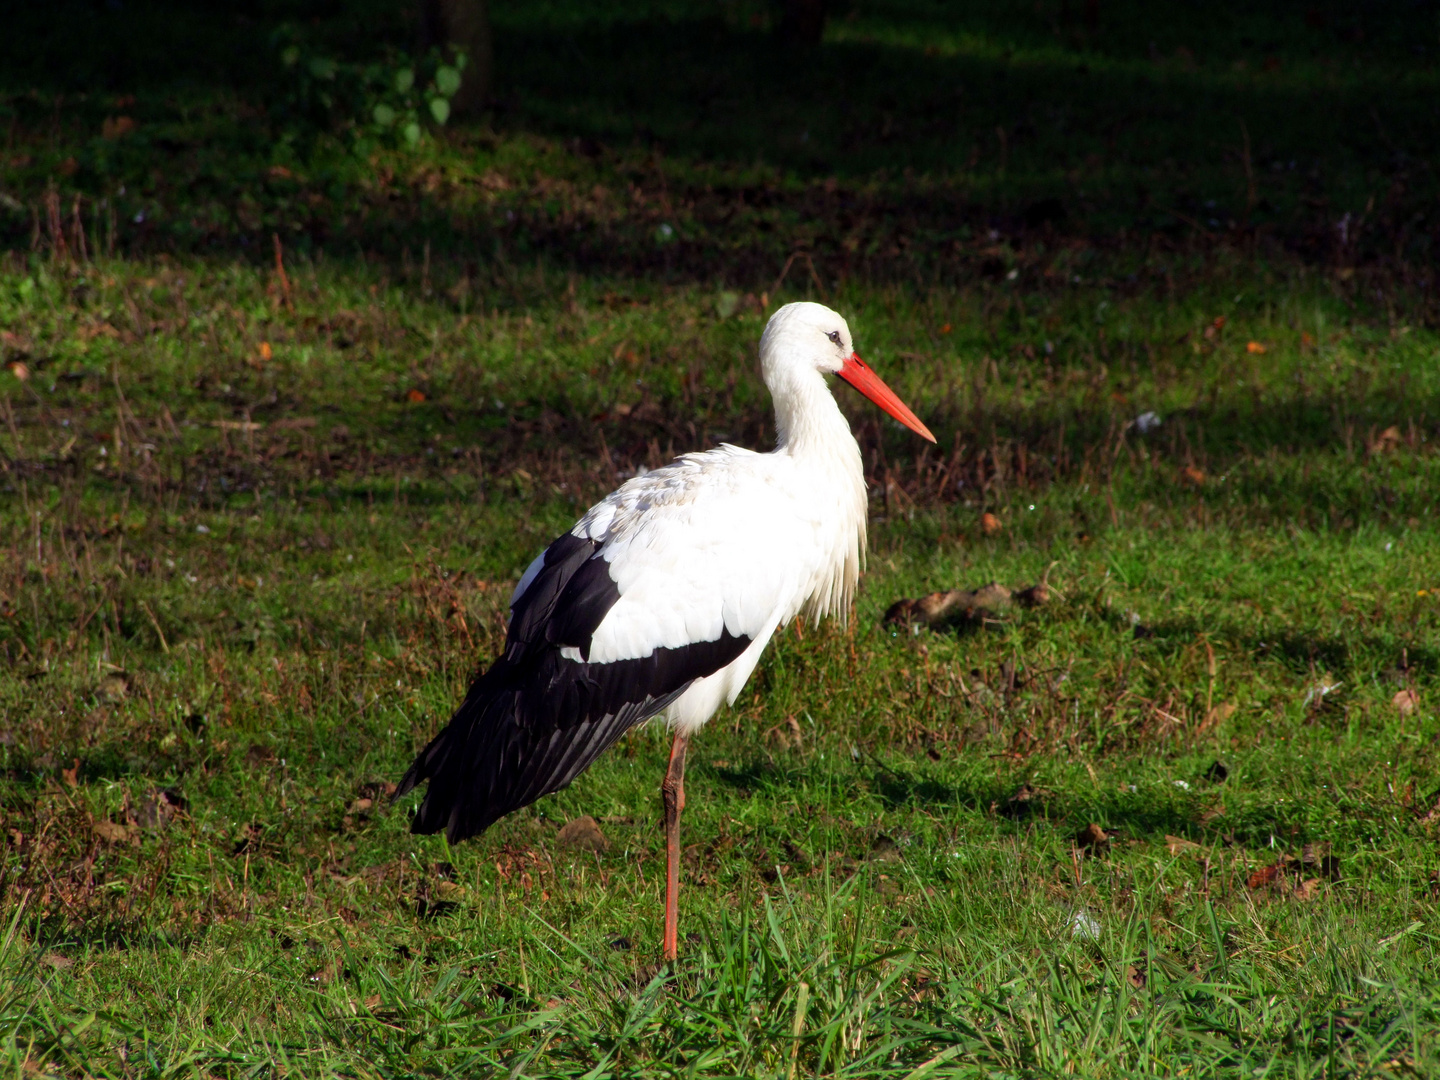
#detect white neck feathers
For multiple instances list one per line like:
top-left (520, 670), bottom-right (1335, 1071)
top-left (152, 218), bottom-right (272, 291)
top-left (759, 327), bottom-right (868, 627)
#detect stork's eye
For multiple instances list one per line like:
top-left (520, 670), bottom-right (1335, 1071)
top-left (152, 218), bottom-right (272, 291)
top-left (826, 330), bottom-right (842, 345)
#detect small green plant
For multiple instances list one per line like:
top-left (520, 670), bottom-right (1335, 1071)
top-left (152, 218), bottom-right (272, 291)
top-left (271, 25), bottom-right (465, 152)
top-left (363, 53), bottom-right (466, 149)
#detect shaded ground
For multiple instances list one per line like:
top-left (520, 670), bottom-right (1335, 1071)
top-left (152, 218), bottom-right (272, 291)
top-left (2, 0), bottom-right (1437, 284)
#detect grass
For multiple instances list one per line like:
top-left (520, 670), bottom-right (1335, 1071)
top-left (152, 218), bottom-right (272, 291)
top-left (3, 1), bottom-right (1440, 1077)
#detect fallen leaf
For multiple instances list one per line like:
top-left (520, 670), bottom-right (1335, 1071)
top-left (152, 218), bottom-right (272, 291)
top-left (939, 323), bottom-right (952, 334)
top-left (1125, 963), bottom-right (1146, 989)
top-left (1369, 426), bottom-right (1403, 455)
top-left (557, 815), bottom-right (610, 854)
top-left (1300, 331), bottom-right (1315, 349)
top-left (93, 819), bottom-right (133, 843)
top-left (1292, 877), bottom-right (1322, 901)
top-left (981, 512), bottom-right (1002, 535)
top-left (785, 713), bottom-right (803, 748)
top-left (1246, 341), bottom-right (1267, 354)
top-left (1393, 689), bottom-right (1419, 715)
top-left (268, 165), bottom-right (294, 179)
top-left (434, 880), bottom-right (468, 901)
top-left (1165, 834), bottom-right (1201, 855)
top-left (60, 758), bottom-right (80, 788)
top-left (1203, 704), bottom-right (1236, 730)
top-left (308, 957), bottom-right (342, 984)
top-left (1076, 823), bottom-right (1113, 852)
top-left (101, 115), bottom-right (136, 140)
top-left (58, 156), bottom-right (79, 177)
top-left (407, 388), bottom-right (426, 403)
top-left (136, 788), bottom-right (186, 830)
top-left (1247, 864), bottom-right (1282, 889)
top-left (1180, 465), bottom-right (1206, 486)
top-left (364, 994), bottom-right (382, 1010)
top-left (1247, 853), bottom-right (1307, 892)
top-left (258, 341), bottom-right (273, 362)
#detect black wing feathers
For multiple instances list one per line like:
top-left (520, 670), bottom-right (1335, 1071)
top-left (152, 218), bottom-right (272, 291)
top-left (396, 530), bottom-right (752, 843)
top-left (505, 533), bottom-right (600, 647)
top-left (544, 553), bottom-right (620, 660)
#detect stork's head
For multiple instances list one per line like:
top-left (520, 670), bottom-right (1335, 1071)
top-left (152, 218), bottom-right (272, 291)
top-left (759, 301), bottom-right (936, 442)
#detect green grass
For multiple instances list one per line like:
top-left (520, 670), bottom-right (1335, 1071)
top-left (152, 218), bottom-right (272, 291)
top-left (4, 1), bottom-right (1440, 1077)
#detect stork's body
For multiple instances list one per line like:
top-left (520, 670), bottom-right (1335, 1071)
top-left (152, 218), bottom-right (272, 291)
top-left (396, 302), bottom-right (933, 958)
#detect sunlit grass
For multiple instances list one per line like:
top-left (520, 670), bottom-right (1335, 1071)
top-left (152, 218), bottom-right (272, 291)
top-left (3, 242), bottom-right (1440, 1075)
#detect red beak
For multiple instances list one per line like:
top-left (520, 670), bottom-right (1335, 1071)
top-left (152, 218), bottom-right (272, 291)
top-left (838, 353), bottom-right (936, 443)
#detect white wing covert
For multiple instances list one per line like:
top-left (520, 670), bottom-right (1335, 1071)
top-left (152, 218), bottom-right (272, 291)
top-left (574, 448), bottom-right (819, 666)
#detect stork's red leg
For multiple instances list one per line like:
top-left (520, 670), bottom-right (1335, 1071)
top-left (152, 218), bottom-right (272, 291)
top-left (661, 730), bottom-right (689, 961)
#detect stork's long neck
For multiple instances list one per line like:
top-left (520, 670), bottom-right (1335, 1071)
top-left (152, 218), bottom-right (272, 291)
top-left (772, 369), bottom-right (858, 461)
top-left (770, 368), bottom-right (869, 623)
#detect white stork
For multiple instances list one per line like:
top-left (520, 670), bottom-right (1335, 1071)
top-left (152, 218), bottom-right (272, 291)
top-left (396, 301), bottom-right (935, 959)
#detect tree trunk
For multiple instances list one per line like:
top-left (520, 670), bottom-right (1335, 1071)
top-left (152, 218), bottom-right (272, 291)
top-left (419, 0), bottom-right (493, 116)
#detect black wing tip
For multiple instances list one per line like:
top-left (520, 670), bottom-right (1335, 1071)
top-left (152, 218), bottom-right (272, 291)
top-left (407, 791), bottom-right (496, 845)
top-left (393, 762), bottom-right (424, 803)
top-left (397, 751), bottom-right (502, 844)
